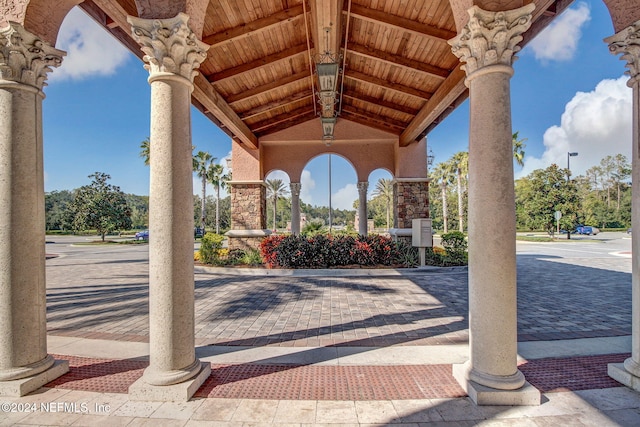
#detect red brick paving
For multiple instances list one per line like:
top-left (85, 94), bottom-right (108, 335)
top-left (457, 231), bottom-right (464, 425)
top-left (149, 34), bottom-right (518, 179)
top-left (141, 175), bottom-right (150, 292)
top-left (44, 353), bottom-right (630, 400)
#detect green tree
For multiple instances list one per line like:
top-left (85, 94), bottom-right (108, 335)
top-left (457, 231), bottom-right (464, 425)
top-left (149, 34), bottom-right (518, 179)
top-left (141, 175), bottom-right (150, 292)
top-left (372, 178), bottom-right (393, 230)
top-left (512, 131), bottom-right (527, 167)
top-left (431, 161), bottom-right (455, 233)
top-left (139, 137), bottom-right (150, 166)
top-left (450, 151), bottom-right (468, 232)
top-left (266, 179), bottom-right (289, 231)
top-left (193, 151), bottom-right (216, 232)
top-left (71, 172), bottom-right (132, 241)
top-left (209, 164), bottom-right (230, 234)
top-left (45, 190), bottom-right (75, 231)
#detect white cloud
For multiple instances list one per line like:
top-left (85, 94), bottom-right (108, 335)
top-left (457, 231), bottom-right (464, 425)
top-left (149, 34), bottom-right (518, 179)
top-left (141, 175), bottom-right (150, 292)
top-left (527, 2), bottom-right (590, 63)
top-left (517, 76), bottom-right (632, 178)
top-left (300, 170), bottom-right (316, 205)
top-left (332, 183), bottom-right (358, 210)
top-left (49, 7), bottom-right (130, 81)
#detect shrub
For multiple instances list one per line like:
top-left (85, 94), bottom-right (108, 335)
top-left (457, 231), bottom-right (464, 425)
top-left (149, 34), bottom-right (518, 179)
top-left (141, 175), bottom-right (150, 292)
top-left (199, 232), bottom-right (225, 265)
top-left (440, 231), bottom-right (468, 266)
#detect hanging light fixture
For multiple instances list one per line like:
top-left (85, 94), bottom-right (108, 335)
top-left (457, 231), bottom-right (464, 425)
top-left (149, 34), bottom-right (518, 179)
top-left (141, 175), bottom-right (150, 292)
top-left (316, 62), bottom-right (339, 92)
top-left (315, 27), bottom-right (341, 145)
top-left (321, 117), bottom-right (336, 145)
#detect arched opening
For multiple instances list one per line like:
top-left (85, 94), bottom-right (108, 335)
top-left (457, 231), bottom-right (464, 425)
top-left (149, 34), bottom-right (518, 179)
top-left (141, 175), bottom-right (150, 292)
top-left (264, 170), bottom-right (291, 233)
top-left (367, 168), bottom-right (395, 233)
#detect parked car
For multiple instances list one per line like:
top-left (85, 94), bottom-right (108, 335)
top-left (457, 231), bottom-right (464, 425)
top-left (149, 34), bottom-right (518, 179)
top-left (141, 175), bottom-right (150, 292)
top-left (135, 230), bottom-right (149, 241)
top-left (628, 228), bottom-right (632, 234)
top-left (194, 227), bottom-right (204, 238)
top-left (574, 225), bottom-right (600, 235)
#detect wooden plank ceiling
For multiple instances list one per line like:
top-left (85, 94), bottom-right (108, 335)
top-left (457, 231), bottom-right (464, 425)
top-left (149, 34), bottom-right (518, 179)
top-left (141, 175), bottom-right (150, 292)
top-left (82, 0), bottom-right (571, 149)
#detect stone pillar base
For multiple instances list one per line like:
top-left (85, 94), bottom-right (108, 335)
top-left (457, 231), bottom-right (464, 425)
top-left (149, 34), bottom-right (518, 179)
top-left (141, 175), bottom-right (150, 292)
top-left (453, 363), bottom-right (540, 406)
top-left (226, 229), bottom-right (271, 251)
top-left (0, 360), bottom-right (69, 397)
top-left (609, 363), bottom-right (640, 391)
top-left (129, 362), bottom-right (210, 402)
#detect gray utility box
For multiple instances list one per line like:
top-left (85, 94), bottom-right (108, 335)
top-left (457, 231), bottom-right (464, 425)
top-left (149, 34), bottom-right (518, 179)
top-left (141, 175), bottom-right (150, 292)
top-left (412, 218), bottom-right (433, 248)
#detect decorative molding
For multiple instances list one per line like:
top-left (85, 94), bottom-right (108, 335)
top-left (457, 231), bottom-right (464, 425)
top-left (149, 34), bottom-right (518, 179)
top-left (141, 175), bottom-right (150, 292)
top-left (0, 22), bottom-right (64, 89)
top-left (448, 4), bottom-right (535, 78)
top-left (605, 19), bottom-right (640, 87)
top-left (128, 13), bottom-right (208, 82)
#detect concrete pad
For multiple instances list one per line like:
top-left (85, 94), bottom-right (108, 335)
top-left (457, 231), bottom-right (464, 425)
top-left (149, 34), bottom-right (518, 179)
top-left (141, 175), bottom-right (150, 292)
top-left (315, 400), bottom-right (358, 423)
top-left (229, 399), bottom-right (277, 422)
top-left (518, 336), bottom-right (631, 360)
top-left (112, 399), bottom-right (164, 417)
top-left (391, 399), bottom-right (445, 422)
top-left (150, 399), bottom-right (206, 420)
top-left (196, 345), bottom-right (339, 365)
top-left (129, 363), bottom-right (211, 402)
top-left (71, 414), bottom-right (136, 427)
top-left (273, 399), bottom-right (316, 423)
top-left (608, 363), bottom-right (640, 392)
top-left (191, 398), bottom-right (242, 421)
top-left (574, 386), bottom-right (640, 411)
top-left (336, 345), bottom-right (468, 365)
top-left (0, 359), bottom-right (69, 397)
top-left (354, 400), bottom-right (399, 423)
top-left (48, 336), bottom-right (149, 360)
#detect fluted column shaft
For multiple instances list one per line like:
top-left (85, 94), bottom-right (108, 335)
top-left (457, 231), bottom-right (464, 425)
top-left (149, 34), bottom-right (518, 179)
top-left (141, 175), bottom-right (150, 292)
top-left (606, 20), bottom-right (640, 380)
top-left (129, 13), bottom-right (208, 386)
top-left (290, 182), bottom-right (301, 235)
top-left (449, 4), bottom-right (534, 391)
top-left (357, 181), bottom-right (368, 235)
top-left (0, 23), bottom-right (64, 383)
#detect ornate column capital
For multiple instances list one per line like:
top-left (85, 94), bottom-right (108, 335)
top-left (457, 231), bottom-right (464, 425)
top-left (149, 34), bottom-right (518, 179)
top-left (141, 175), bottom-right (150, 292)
top-left (0, 22), bottom-right (64, 90)
top-left (605, 20), bottom-right (640, 87)
top-left (128, 13), bottom-right (209, 83)
top-left (290, 182), bottom-right (301, 197)
top-left (357, 181), bottom-right (368, 195)
top-left (448, 4), bottom-right (535, 80)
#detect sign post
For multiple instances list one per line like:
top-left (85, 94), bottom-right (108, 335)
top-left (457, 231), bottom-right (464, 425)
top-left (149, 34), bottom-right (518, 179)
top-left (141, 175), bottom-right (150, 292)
top-left (554, 210), bottom-right (562, 236)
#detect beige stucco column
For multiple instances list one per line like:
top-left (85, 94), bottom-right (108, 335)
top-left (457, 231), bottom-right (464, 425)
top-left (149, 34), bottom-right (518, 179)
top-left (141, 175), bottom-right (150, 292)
top-left (290, 182), bottom-right (301, 235)
top-left (449, 5), bottom-right (539, 405)
top-left (606, 20), bottom-right (640, 391)
top-left (357, 181), bottom-right (368, 235)
top-left (0, 22), bottom-right (69, 397)
top-left (127, 13), bottom-right (210, 401)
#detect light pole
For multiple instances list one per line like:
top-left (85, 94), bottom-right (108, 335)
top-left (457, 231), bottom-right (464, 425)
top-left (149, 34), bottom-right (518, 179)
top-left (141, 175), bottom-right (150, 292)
top-left (567, 152), bottom-right (578, 180)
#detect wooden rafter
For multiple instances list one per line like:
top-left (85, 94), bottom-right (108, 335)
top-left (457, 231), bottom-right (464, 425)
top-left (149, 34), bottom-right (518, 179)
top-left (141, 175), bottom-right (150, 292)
top-left (346, 4), bottom-right (456, 43)
top-left (347, 43), bottom-right (449, 79)
top-left (341, 93), bottom-right (419, 116)
top-left (227, 71), bottom-right (311, 105)
top-left (345, 70), bottom-right (433, 101)
top-left (341, 105), bottom-right (409, 129)
top-left (207, 43), bottom-right (308, 83)
top-left (399, 67), bottom-right (466, 146)
top-left (202, 5), bottom-right (305, 46)
top-left (238, 92), bottom-right (314, 120)
top-left (250, 106), bottom-right (316, 133)
top-left (256, 113), bottom-right (318, 137)
top-left (340, 112), bottom-right (403, 135)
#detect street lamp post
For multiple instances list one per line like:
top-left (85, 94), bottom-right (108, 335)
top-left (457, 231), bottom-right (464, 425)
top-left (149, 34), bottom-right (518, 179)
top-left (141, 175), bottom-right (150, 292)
top-left (567, 152), bottom-right (578, 180)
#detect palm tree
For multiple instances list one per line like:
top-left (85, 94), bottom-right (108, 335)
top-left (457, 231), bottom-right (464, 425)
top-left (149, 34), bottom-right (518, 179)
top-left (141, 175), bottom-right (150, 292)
top-left (266, 179), bottom-right (289, 232)
top-left (193, 151), bottom-right (215, 233)
top-left (209, 163), bottom-right (230, 234)
top-left (431, 161), bottom-right (454, 233)
top-left (450, 152), bottom-right (468, 232)
top-left (139, 137), bottom-right (150, 166)
top-left (512, 132), bottom-right (527, 167)
top-left (372, 178), bottom-right (393, 230)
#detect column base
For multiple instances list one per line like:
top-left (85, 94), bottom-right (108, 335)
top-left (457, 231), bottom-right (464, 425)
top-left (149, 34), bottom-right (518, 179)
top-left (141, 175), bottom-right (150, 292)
top-left (0, 360), bottom-right (69, 397)
top-left (453, 363), bottom-right (540, 406)
top-left (129, 362), bottom-right (210, 402)
top-left (225, 229), bottom-right (271, 251)
top-left (608, 362), bottom-right (640, 391)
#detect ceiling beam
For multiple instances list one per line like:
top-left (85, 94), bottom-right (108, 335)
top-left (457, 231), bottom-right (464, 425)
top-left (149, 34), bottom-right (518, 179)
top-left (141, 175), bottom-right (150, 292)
top-left (207, 43), bottom-right (308, 84)
top-left (256, 113), bottom-right (318, 137)
top-left (341, 105), bottom-right (409, 130)
top-left (340, 112), bottom-right (403, 135)
top-left (348, 43), bottom-right (449, 79)
top-left (227, 71), bottom-right (311, 105)
top-left (345, 70), bottom-right (433, 101)
top-left (399, 67), bottom-right (466, 146)
top-left (346, 4), bottom-right (456, 43)
top-left (250, 106), bottom-right (317, 133)
top-left (202, 5), bottom-right (305, 46)
top-left (341, 93), bottom-right (419, 116)
top-left (193, 74), bottom-right (258, 149)
top-left (238, 92), bottom-right (314, 120)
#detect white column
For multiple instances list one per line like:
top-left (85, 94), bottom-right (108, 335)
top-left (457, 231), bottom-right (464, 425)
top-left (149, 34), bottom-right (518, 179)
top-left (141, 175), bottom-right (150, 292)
top-left (290, 182), bottom-right (301, 235)
top-left (0, 23), bottom-right (69, 396)
top-left (357, 181), bottom-right (368, 235)
top-left (449, 5), bottom-right (540, 405)
top-left (128, 13), bottom-right (210, 401)
top-left (606, 20), bottom-right (640, 391)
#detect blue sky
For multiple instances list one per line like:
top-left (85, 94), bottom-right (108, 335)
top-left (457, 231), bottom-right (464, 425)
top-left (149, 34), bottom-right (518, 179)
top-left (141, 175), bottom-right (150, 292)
top-left (43, 1), bottom-right (632, 210)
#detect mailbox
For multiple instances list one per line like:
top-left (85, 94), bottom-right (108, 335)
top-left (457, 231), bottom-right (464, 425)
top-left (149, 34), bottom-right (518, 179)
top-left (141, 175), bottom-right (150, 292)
top-left (412, 218), bottom-right (433, 248)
